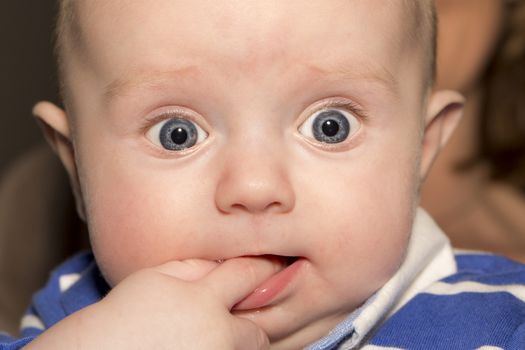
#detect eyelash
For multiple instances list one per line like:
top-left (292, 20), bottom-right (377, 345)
top-left (140, 107), bottom-right (200, 134)
top-left (140, 98), bottom-right (367, 153)
top-left (295, 98), bottom-right (367, 150)
top-left (313, 99), bottom-right (368, 121)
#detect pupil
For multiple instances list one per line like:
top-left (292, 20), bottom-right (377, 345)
top-left (322, 120), bottom-right (340, 137)
top-left (170, 127), bottom-right (189, 145)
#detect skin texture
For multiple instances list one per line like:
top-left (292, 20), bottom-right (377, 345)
top-left (31, 1), bottom-right (463, 348)
top-left (422, 0), bottom-right (525, 261)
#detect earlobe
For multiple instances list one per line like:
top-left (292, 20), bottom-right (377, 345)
top-left (419, 90), bottom-right (465, 179)
top-left (33, 101), bottom-right (86, 221)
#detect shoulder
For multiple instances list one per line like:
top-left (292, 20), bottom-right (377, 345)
top-left (368, 252), bottom-right (525, 349)
top-left (453, 250), bottom-right (525, 279)
top-left (0, 253), bottom-right (98, 349)
top-left (22, 252), bottom-right (102, 335)
top-left (50, 251), bottom-right (96, 276)
top-left (36, 251), bottom-right (96, 299)
top-left (432, 251), bottom-right (525, 292)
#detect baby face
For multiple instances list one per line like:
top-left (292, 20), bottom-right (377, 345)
top-left (57, 0), bottom-right (434, 347)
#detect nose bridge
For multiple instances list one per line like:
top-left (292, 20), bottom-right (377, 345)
top-left (215, 135), bottom-right (295, 215)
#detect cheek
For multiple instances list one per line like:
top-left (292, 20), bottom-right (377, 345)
top-left (328, 161), bottom-right (415, 264)
top-left (296, 129), bottom-right (419, 299)
top-left (291, 162), bottom-right (414, 316)
top-left (86, 179), bottom-right (182, 285)
top-left (79, 156), bottom-right (211, 286)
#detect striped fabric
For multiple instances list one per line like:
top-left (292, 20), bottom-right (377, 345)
top-left (1, 211), bottom-right (525, 349)
top-left (0, 252), bottom-right (109, 349)
top-left (364, 254), bottom-right (525, 350)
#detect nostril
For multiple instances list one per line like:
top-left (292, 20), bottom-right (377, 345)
top-left (231, 203), bottom-right (247, 211)
top-left (227, 201), bottom-right (285, 214)
top-left (264, 201), bottom-right (283, 212)
top-left (215, 171), bottom-right (296, 215)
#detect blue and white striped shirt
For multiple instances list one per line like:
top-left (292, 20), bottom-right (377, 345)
top-left (2, 210), bottom-right (525, 349)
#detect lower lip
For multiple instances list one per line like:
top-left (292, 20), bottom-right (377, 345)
top-left (234, 258), bottom-right (304, 311)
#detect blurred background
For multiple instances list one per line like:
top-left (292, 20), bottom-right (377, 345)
top-left (1, 1), bottom-right (60, 173)
top-left (0, 2), bottom-right (84, 335)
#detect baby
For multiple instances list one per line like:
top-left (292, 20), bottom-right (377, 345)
top-left (2, 0), bottom-right (525, 349)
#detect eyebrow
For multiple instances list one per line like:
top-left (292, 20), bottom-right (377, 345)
top-left (303, 60), bottom-right (399, 97)
top-left (103, 66), bottom-right (199, 103)
top-left (103, 60), bottom-right (399, 103)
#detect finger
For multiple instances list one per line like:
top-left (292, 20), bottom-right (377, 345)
top-left (199, 256), bottom-right (284, 309)
top-left (232, 317), bottom-right (270, 350)
top-left (153, 259), bottom-right (219, 282)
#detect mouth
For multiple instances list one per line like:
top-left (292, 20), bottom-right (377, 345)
top-left (263, 254), bottom-right (299, 267)
top-left (233, 254), bottom-right (304, 311)
top-left (284, 256), bottom-right (299, 266)
top-left (217, 254), bottom-right (299, 267)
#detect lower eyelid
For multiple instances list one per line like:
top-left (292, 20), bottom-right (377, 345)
top-left (298, 126), bottom-right (364, 152)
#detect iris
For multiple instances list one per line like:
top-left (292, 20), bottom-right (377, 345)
top-left (159, 118), bottom-right (198, 151)
top-left (312, 110), bottom-right (350, 143)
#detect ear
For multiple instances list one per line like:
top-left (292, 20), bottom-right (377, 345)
top-left (33, 101), bottom-right (86, 221)
top-left (419, 90), bottom-right (465, 179)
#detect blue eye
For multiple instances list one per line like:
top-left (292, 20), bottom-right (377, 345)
top-left (147, 118), bottom-right (208, 151)
top-left (299, 108), bottom-right (360, 144)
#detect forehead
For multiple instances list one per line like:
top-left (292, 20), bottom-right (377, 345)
top-left (71, 0), bottom-right (419, 85)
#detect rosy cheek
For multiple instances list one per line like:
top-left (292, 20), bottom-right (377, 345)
top-left (89, 208), bottom-right (153, 285)
top-left (88, 167), bottom-right (203, 282)
top-left (85, 177), bottom-right (175, 284)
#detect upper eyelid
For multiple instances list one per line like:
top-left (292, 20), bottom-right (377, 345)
top-left (139, 98), bottom-right (367, 134)
top-left (313, 99), bottom-right (368, 120)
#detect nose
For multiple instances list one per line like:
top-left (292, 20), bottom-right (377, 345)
top-left (215, 147), bottom-right (295, 215)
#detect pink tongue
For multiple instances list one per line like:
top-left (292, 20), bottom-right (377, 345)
top-left (233, 255), bottom-right (294, 311)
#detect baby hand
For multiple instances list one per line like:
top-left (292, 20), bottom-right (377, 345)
top-left (26, 257), bottom-right (281, 350)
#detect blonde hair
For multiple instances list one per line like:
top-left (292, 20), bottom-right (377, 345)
top-left (406, 0), bottom-right (438, 85)
top-left (54, 0), bottom-right (76, 106)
